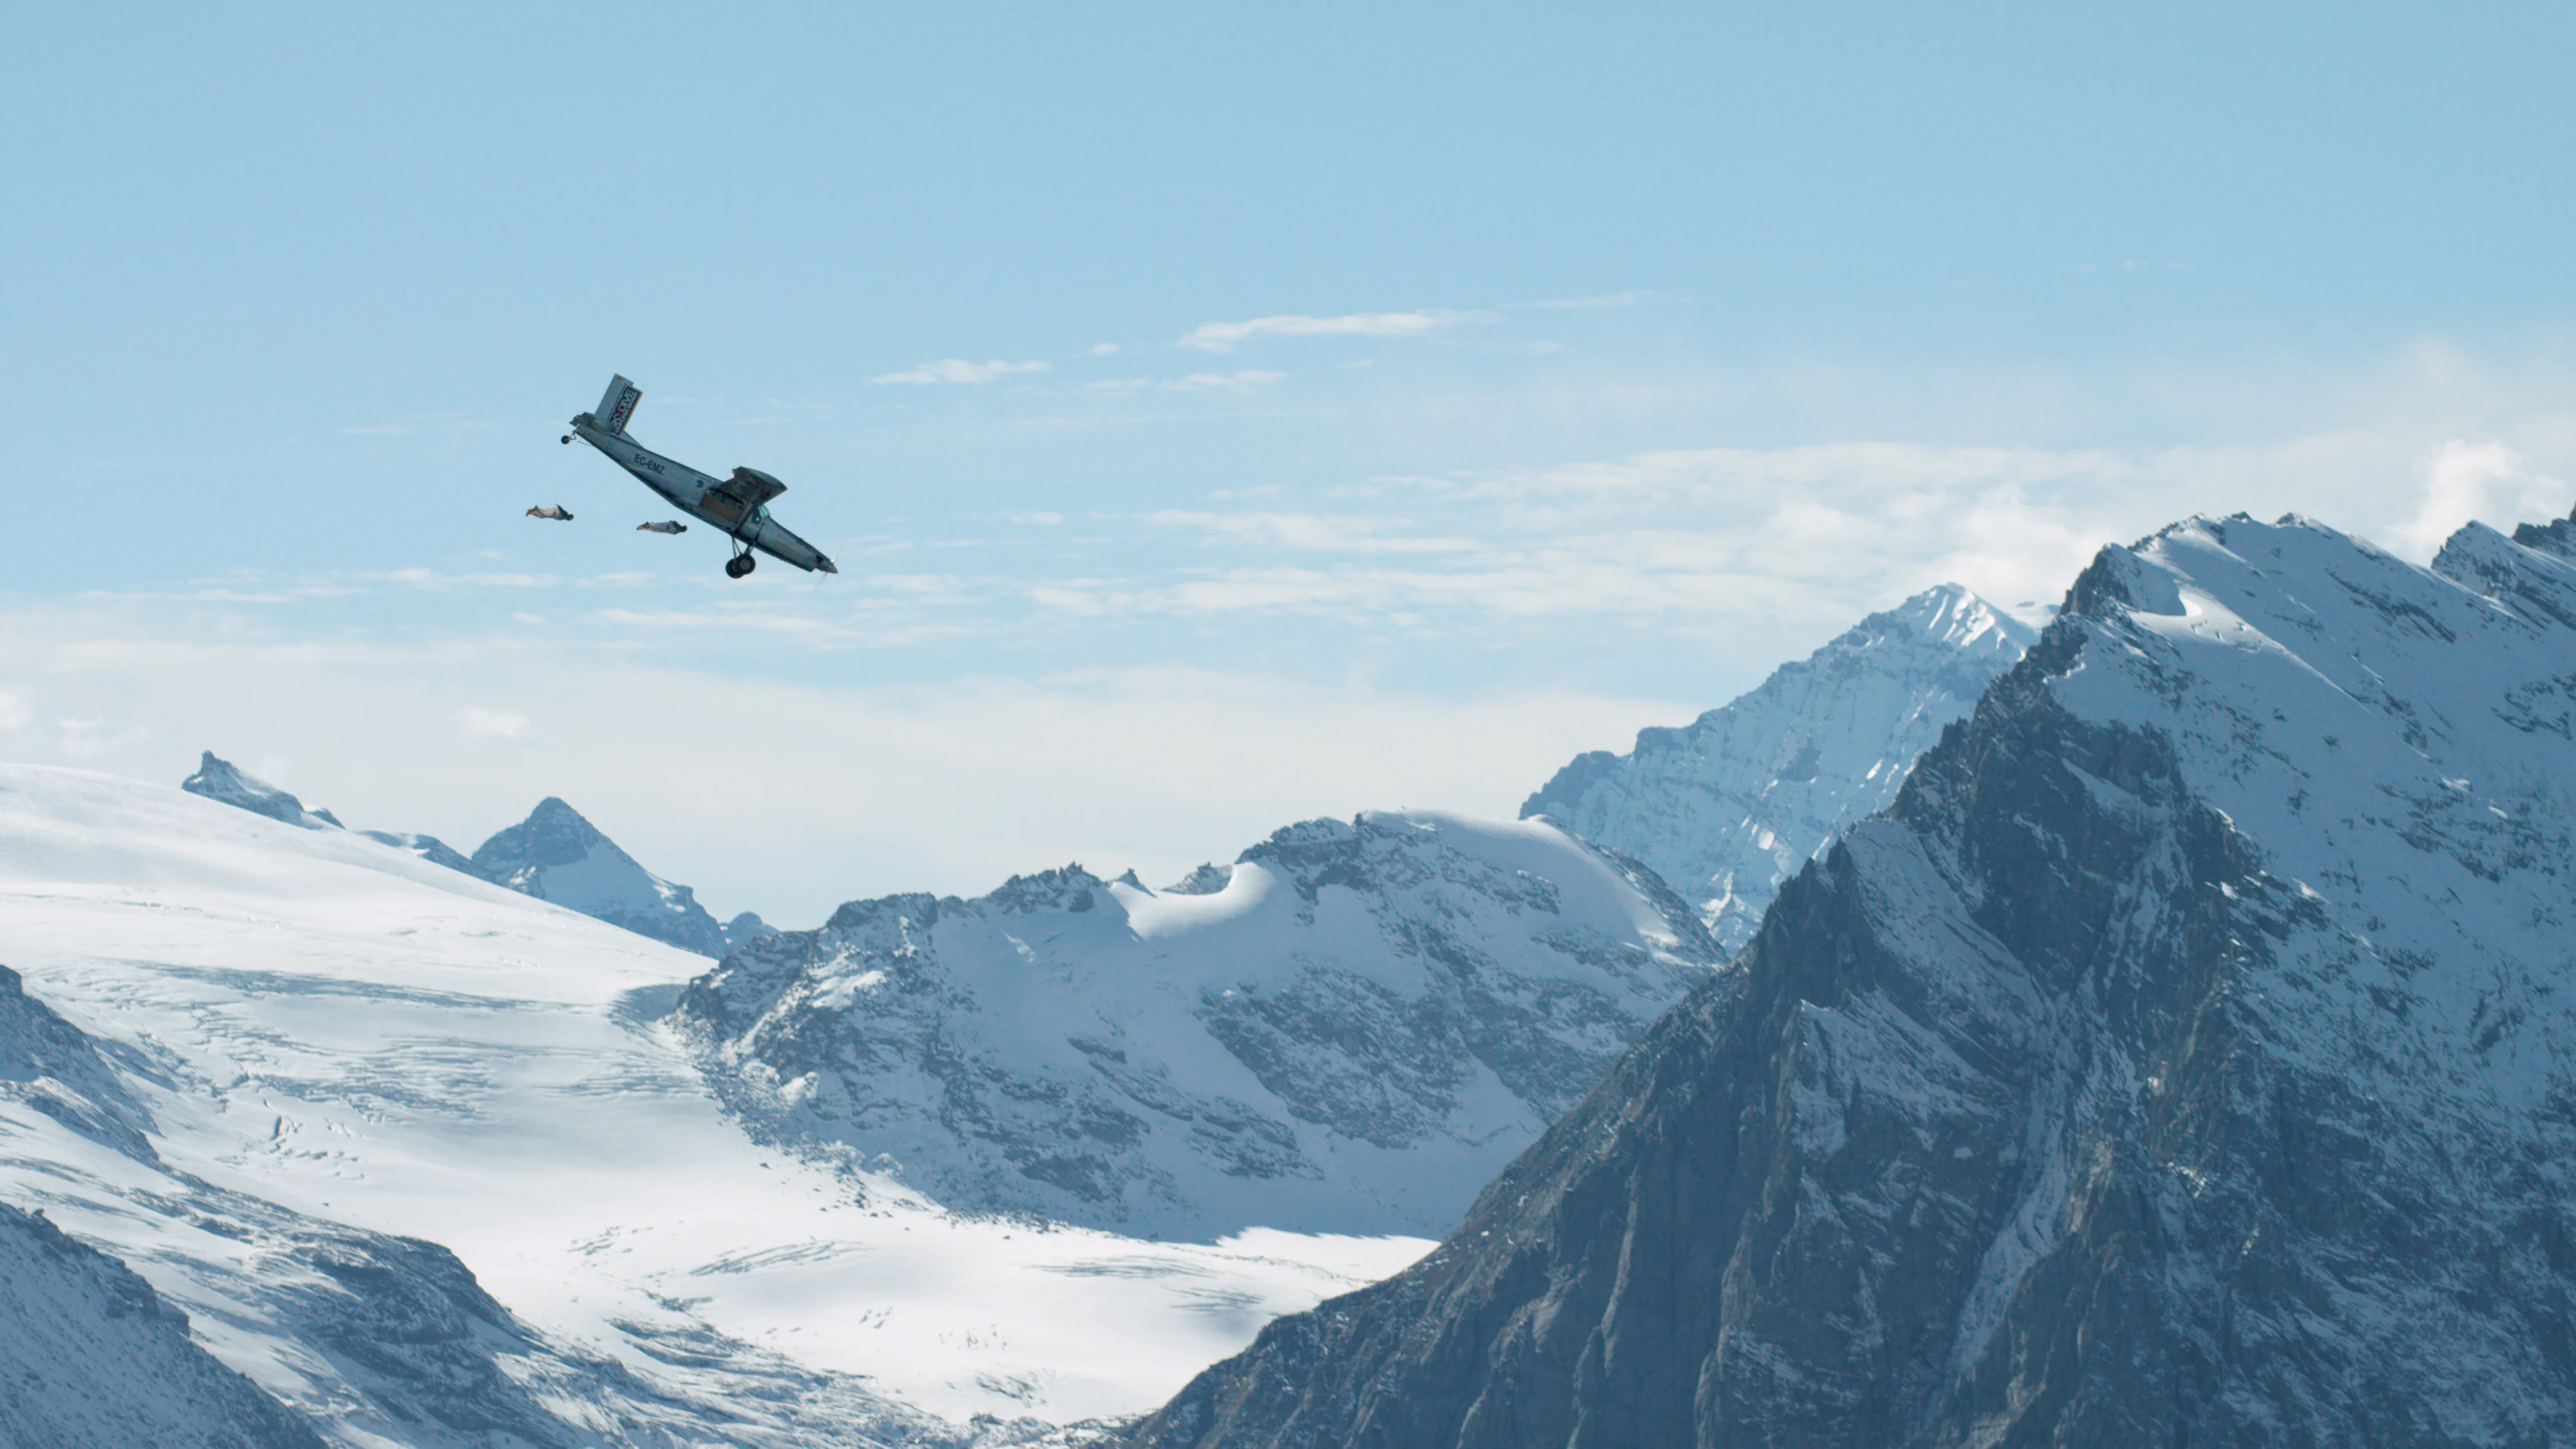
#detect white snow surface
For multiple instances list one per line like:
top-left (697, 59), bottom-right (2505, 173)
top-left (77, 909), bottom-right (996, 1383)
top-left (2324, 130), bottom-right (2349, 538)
top-left (2045, 515), bottom-right (2576, 1112)
top-left (0, 765), bottom-right (1430, 1442)
top-left (1523, 582), bottom-right (2033, 953)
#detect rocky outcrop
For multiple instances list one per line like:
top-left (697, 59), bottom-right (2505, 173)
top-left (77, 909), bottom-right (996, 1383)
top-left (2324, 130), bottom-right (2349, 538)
top-left (1522, 583), bottom-right (2031, 953)
top-left (676, 812), bottom-right (1724, 1238)
top-left (0, 1201), bottom-right (326, 1449)
top-left (1132, 513), bottom-right (2576, 1448)
top-left (181, 751), bottom-right (343, 830)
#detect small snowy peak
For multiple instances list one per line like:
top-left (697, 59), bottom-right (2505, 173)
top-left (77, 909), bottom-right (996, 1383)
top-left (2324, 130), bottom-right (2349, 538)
top-left (180, 751), bottom-right (341, 830)
top-left (721, 910), bottom-right (777, 953)
top-left (0, 1201), bottom-right (327, 1449)
top-left (1521, 582), bottom-right (2033, 953)
top-left (472, 796), bottom-right (731, 957)
top-left (677, 809), bottom-right (1725, 1240)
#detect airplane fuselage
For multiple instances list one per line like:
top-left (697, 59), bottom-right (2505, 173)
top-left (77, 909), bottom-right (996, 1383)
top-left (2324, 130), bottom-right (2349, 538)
top-left (568, 410), bottom-right (837, 575)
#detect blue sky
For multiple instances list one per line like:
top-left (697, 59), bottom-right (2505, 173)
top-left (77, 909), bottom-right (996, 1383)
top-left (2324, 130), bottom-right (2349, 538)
top-left (5, 3), bottom-right (2574, 919)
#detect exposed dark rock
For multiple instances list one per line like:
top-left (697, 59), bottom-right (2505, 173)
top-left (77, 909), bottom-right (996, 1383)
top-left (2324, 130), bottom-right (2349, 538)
top-left (1131, 515), bottom-right (2576, 1448)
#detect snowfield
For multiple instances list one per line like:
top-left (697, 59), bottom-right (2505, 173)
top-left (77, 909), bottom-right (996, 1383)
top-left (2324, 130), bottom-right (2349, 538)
top-left (0, 765), bottom-right (1430, 1443)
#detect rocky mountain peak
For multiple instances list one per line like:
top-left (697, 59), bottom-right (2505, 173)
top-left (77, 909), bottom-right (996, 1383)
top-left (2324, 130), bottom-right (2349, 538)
top-left (179, 752), bottom-right (341, 830)
top-left (1133, 509), bottom-right (2576, 1448)
top-left (1521, 582), bottom-right (2034, 955)
top-left (470, 799), bottom-right (732, 957)
top-left (472, 796), bottom-right (612, 875)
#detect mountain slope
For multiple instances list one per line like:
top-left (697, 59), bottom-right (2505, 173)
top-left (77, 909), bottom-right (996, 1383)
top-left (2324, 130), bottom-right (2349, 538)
top-left (676, 812), bottom-right (1724, 1239)
top-left (0, 1200), bottom-right (327, 1449)
top-left (0, 766), bottom-right (1422, 1437)
top-left (1133, 511), bottom-right (2576, 1448)
top-left (1521, 583), bottom-right (2032, 953)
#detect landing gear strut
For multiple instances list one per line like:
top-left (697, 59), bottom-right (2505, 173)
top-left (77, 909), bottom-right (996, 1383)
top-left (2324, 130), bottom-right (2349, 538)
top-left (725, 549), bottom-right (756, 580)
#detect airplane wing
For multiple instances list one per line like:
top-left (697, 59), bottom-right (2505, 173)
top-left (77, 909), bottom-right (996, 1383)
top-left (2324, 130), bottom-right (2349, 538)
top-left (712, 466), bottom-right (789, 509)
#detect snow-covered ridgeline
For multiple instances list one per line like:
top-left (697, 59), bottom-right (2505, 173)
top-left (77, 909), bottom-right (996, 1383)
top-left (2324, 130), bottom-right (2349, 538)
top-left (0, 769), bottom-right (1430, 1442)
top-left (180, 752), bottom-right (769, 957)
top-left (677, 810), bottom-right (1725, 1240)
top-left (1134, 510), bottom-right (2576, 1447)
top-left (1522, 582), bottom-right (2033, 953)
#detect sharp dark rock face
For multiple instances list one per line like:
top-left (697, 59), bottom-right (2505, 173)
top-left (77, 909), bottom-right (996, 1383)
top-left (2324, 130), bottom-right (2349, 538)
top-left (0, 1201), bottom-right (327, 1449)
top-left (472, 796), bottom-right (731, 957)
top-left (675, 812), bottom-right (1725, 1238)
top-left (2510, 498), bottom-right (2576, 560)
top-left (1521, 583), bottom-right (2033, 955)
top-left (180, 751), bottom-right (342, 830)
top-left (1133, 513), bottom-right (2576, 1448)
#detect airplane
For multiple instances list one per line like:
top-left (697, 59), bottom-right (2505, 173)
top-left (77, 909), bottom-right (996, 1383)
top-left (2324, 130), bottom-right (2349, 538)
top-left (560, 374), bottom-right (837, 578)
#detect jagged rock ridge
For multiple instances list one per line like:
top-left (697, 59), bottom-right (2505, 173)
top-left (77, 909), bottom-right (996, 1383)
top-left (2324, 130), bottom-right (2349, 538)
top-left (1133, 511), bottom-right (2576, 1448)
top-left (675, 811), bottom-right (1725, 1238)
top-left (1522, 582), bottom-right (2033, 953)
top-left (181, 751), bottom-right (344, 830)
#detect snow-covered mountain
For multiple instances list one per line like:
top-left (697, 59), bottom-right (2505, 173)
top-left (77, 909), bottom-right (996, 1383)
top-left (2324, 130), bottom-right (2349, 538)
top-left (1135, 511), bottom-right (2576, 1446)
top-left (178, 754), bottom-right (769, 957)
top-left (1521, 582), bottom-right (2032, 954)
top-left (0, 767), bottom-right (1430, 1440)
top-left (469, 795), bottom-right (769, 957)
top-left (676, 812), bottom-right (1725, 1239)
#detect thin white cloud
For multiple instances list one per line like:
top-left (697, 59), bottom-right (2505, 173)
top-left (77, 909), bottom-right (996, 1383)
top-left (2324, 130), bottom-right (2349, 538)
top-left (1522, 290), bottom-right (1660, 311)
top-left (1147, 511), bottom-right (1474, 555)
top-left (456, 706), bottom-right (528, 740)
top-left (871, 359), bottom-right (1053, 385)
top-left (2391, 440), bottom-right (2567, 561)
top-left (1164, 371), bottom-right (1285, 392)
top-left (1179, 311), bottom-right (1495, 352)
top-left (1087, 343), bottom-right (1121, 357)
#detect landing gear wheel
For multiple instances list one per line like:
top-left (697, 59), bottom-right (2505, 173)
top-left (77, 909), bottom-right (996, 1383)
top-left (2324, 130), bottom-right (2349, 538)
top-left (725, 552), bottom-right (756, 579)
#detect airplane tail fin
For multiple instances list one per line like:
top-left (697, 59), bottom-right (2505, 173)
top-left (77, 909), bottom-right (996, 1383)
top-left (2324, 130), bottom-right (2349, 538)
top-left (594, 374), bottom-right (642, 435)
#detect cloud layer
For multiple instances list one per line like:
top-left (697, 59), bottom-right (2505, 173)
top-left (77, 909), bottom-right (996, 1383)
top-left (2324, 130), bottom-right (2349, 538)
top-left (871, 358), bottom-right (1053, 384)
top-left (1180, 311), bottom-right (1494, 351)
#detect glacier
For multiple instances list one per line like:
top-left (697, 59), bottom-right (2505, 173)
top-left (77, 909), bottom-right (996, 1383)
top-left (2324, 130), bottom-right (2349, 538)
top-left (0, 768), bottom-right (1432, 1440)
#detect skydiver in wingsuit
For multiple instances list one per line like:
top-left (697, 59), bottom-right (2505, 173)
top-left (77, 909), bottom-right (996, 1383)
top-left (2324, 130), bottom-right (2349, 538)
top-left (527, 504), bottom-right (574, 521)
top-left (637, 520), bottom-right (688, 534)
